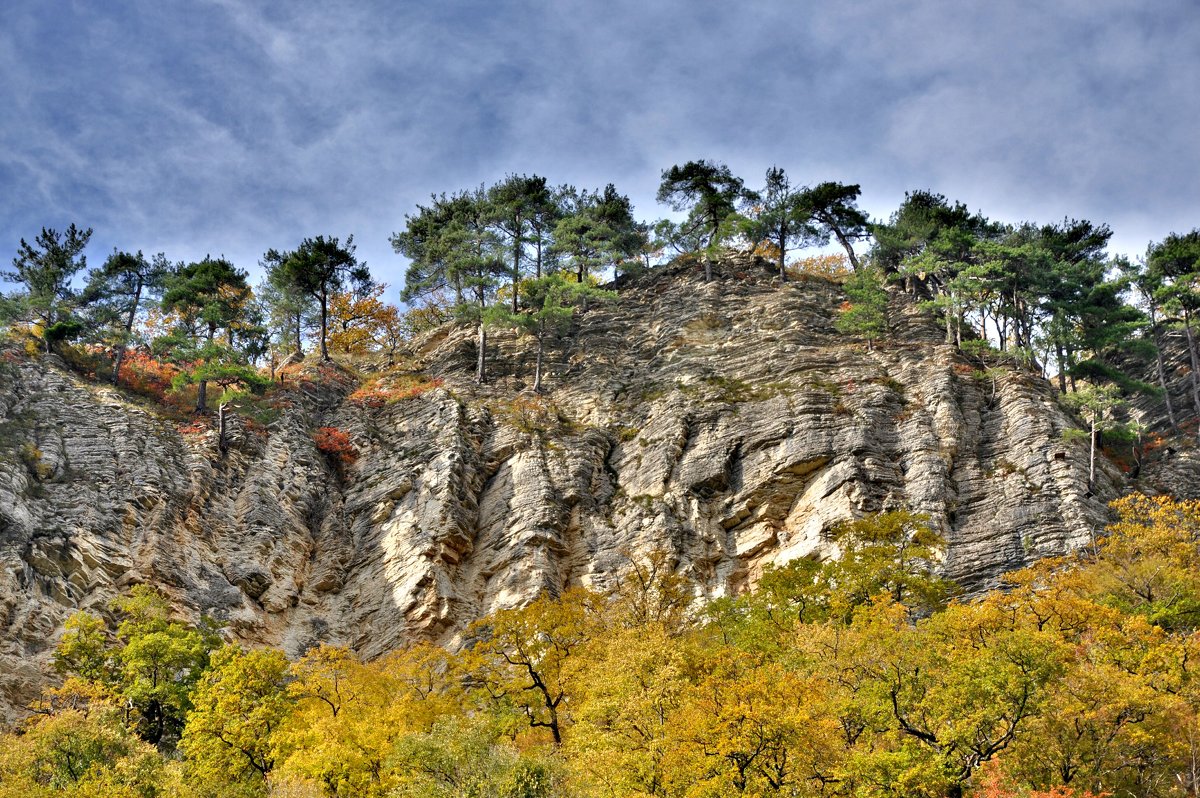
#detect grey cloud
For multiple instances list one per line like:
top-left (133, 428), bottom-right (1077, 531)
top-left (1, 0), bottom-right (1197, 289)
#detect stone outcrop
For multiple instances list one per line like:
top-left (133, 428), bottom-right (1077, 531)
top-left (0, 256), bottom-right (1122, 721)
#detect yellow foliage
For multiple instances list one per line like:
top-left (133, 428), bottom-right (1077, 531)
top-left (7, 493), bottom-right (1200, 797)
top-left (788, 252), bottom-right (851, 280)
top-left (327, 284), bottom-right (406, 356)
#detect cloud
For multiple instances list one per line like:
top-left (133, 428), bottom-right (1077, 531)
top-left (1, 0), bottom-right (1197, 293)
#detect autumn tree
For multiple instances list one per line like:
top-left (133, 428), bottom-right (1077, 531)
top-left (0, 704), bottom-right (167, 796)
top-left (466, 588), bottom-right (600, 745)
top-left (327, 281), bottom-right (391, 355)
top-left (2, 224), bottom-right (93, 352)
top-left (826, 510), bottom-right (954, 617)
top-left (180, 645), bottom-right (293, 796)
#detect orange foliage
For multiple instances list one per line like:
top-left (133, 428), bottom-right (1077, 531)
top-left (178, 420), bottom-right (209, 435)
top-left (402, 300), bottom-right (452, 337)
top-left (789, 252), bottom-right (851, 279)
top-left (974, 763), bottom-right (1109, 798)
top-left (312, 426), bottom-right (358, 466)
top-left (752, 240), bottom-right (782, 262)
top-left (347, 374), bottom-right (443, 408)
top-left (118, 350), bottom-right (180, 401)
top-left (328, 284), bottom-right (398, 355)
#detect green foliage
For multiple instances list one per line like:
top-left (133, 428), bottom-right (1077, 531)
top-left (2, 224), bottom-right (93, 352)
top-left (266, 235), bottom-right (370, 361)
top-left (157, 256), bottom-right (259, 412)
top-left (656, 160), bottom-right (748, 276)
top-left (835, 265), bottom-right (890, 348)
top-left (797, 180), bottom-right (871, 270)
top-left (50, 586), bottom-right (220, 749)
top-left (553, 184), bottom-right (643, 283)
top-left (737, 166), bottom-right (820, 278)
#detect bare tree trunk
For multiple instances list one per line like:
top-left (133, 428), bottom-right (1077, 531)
top-left (319, 287), bottom-right (330, 361)
top-left (1183, 310), bottom-right (1200, 419)
top-left (476, 317), bottom-right (487, 384)
top-left (533, 318), bottom-right (545, 392)
top-left (218, 402), bottom-right (229, 454)
top-left (1089, 412), bottom-right (1097, 492)
top-left (1152, 319), bottom-right (1179, 430)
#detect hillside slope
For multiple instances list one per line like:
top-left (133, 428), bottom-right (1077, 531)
top-left (0, 255), bottom-right (1121, 720)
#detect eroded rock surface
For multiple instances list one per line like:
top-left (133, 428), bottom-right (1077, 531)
top-left (0, 256), bottom-right (1120, 720)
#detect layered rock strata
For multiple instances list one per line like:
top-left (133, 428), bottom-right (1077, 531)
top-left (0, 256), bottom-right (1121, 721)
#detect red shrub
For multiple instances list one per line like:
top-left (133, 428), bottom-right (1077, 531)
top-left (119, 351), bottom-right (180, 402)
top-left (313, 426), bottom-right (358, 466)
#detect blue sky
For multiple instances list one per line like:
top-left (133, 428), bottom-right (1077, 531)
top-left (2, 1), bottom-right (1198, 297)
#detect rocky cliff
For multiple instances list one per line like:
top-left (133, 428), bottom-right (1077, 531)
top-left (0, 255), bottom-right (1126, 721)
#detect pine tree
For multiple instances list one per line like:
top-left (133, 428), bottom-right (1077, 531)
top-left (835, 267), bottom-right (889, 350)
top-left (80, 250), bottom-right (174, 383)
top-left (2, 224), bottom-right (93, 352)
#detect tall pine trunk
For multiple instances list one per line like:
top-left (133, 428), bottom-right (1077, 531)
top-left (476, 323), bottom-right (487, 383)
top-left (1151, 314), bottom-right (1179, 430)
top-left (112, 277), bottom-right (144, 384)
top-left (830, 225), bottom-right (860, 271)
top-left (511, 235), bottom-right (522, 314)
top-left (533, 318), bottom-right (545, 392)
top-left (475, 286), bottom-right (487, 384)
top-left (197, 323), bottom-right (215, 412)
top-left (1183, 309), bottom-right (1200, 418)
top-left (293, 308), bottom-right (303, 355)
top-left (319, 286), bottom-right (330, 361)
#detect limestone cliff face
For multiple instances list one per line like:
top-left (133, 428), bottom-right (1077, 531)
top-left (0, 256), bottom-right (1121, 720)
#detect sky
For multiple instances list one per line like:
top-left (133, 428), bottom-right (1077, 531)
top-left (2, 0), bottom-right (1198, 299)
